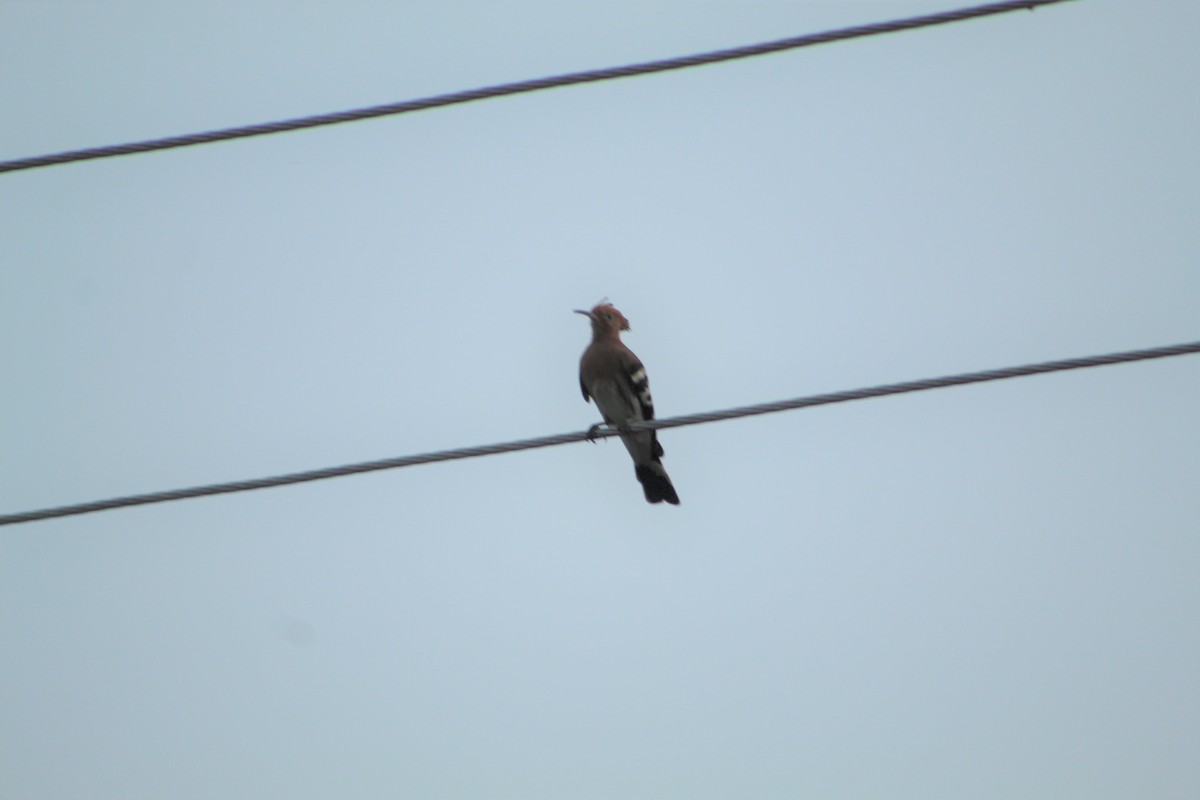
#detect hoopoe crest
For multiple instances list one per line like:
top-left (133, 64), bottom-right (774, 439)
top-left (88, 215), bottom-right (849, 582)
top-left (575, 302), bottom-right (680, 505)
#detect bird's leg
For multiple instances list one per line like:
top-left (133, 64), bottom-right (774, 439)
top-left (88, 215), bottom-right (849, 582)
top-left (586, 422), bottom-right (636, 444)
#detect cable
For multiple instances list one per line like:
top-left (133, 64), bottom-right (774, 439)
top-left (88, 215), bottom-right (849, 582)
top-left (0, 0), bottom-right (1077, 174)
top-left (1, 340), bottom-right (1194, 527)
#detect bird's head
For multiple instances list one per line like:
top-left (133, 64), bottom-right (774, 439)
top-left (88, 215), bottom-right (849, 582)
top-left (574, 302), bottom-right (630, 336)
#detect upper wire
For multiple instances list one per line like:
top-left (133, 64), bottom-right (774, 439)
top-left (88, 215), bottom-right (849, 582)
top-left (1, 339), bottom-right (1195, 527)
top-left (0, 0), bottom-right (1077, 174)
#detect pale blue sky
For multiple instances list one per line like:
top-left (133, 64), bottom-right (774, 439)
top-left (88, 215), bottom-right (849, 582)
top-left (2, 2), bottom-right (1198, 798)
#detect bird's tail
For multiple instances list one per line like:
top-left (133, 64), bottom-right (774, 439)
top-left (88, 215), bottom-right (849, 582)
top-left (635, 461), bottom-right (680, 505)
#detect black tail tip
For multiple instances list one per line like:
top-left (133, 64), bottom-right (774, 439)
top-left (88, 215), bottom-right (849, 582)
top-left (635, 465), bottom-right (680, 506)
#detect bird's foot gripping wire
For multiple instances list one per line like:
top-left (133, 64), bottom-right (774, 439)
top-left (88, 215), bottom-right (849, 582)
top-left (586, 422), bottom-right (635, 443)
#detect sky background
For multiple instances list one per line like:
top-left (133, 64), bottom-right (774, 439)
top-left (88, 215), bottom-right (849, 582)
top-left (2, 1), bottom-right (1198, 798)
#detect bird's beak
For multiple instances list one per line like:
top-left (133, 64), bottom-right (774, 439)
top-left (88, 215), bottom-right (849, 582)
top-left (573, 309), bottom-right (594, 321)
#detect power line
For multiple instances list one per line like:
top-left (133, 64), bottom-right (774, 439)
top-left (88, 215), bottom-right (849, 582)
top-left (0, 0), bottom-right (1077, 175)
top-left (1, 340), bottom-right (1194, 527)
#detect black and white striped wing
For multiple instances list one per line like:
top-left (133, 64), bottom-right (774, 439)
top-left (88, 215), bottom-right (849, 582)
top-left (622, 357), bottom-right (666, 459)
top-left (622, 359), bottom-right (654, 422)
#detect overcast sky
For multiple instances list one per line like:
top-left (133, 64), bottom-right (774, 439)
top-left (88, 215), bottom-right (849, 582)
top-left (2, 1), bottom-right (1198, 798)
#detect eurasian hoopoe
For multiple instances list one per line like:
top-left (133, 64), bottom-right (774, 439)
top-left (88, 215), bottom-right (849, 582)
top-left (575, 302), bottom-right (680, 505)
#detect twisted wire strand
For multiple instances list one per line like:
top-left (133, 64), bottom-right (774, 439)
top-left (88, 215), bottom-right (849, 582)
top-left (0, 0), bottom-right (1076, 174)
top-left (2, 339), bottom-right (1194, 527)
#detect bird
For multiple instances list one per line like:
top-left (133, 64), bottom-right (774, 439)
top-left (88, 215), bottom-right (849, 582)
top-left (575, 302), bottom-right (680, 505)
